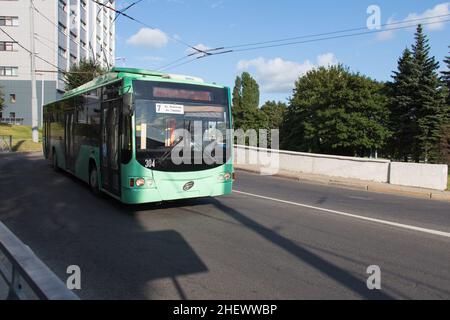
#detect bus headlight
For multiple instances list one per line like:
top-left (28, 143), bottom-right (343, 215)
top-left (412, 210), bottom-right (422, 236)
top-left (136, 178), bottom-right (146, 187)
top-left (218, 173), bottom-right (232, 182)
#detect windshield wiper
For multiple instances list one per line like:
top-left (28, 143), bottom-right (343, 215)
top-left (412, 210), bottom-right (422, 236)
top-left (158, 136), bottom-right (185, 165)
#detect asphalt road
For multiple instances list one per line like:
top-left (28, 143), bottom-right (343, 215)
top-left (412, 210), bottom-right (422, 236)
top-left (0, 153), bottom-right (449, 300)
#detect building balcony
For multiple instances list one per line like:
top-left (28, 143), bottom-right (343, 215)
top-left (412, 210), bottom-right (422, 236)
top-left (80, 47), bottom-right (88, 60)
top-left (69, 43), bottom-right (78, 58)
top-left (80, 6), bottom-right (87, 22)
top-left (58, 32), bottom-right (67, 50)
top-left (58, 7), bottom-right (67, 27)
top-left (58, 55), bottom-right (68, 70)
top-left (80, 30), bottom-right (87, 44)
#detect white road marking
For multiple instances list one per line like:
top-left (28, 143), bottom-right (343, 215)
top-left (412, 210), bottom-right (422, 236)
top-left (233, 190), bottom-right (450, 239)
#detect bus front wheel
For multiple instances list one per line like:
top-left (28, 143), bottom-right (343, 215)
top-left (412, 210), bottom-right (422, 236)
top-left (89, 165), bottom-right (100, 195)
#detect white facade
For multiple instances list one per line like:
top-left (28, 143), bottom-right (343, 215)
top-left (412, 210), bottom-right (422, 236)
top-left (0, 0), bottom-right (116, 125)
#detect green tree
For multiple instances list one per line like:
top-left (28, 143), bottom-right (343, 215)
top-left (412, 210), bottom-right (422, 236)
top-left (389, 48), bottom-right (420, 161)
top-left (436, 123), bottom-right (450, 165)
top-left (231, 72), bottom-right (265, 131)
top-left (443, 46), bottom-right (450, 104)
top-left (282, 65), bottom-right (390, 157)
top-left (260, 101), bottom-right (286, 147)
top-left (261, 101), bottom-right (286, 130)
top-left (437, 47), bottom-right (450, 164)
top-left (410, 25), bottom-right (447, 162)
top-left (232, 76), bottom-right (242, 117)
top-left (64, 59), bottom-right (107, 91)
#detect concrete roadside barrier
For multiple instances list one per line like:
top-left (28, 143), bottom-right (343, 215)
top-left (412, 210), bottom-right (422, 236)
top-left (234, 145), bottom-right (449, 191)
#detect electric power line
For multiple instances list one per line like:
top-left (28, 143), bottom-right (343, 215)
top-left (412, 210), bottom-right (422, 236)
top-left (32, 2), bottom-right (84, 49)
top-left (34, 35), bottom-right (56, 53)
top-left (160, 16), bottom-right (450, 71)
top-left (91, 0), bottom-right (215, 56)
top-left (230, 18), bottom-right (450, 53)
top-left (113, 0), bottom-right (144, 23)
top-left (158, 13), bottom-right (450, 71)
top-left (0, 27), bottom-right (61, 72)
top-left (0, 27), bottom-right (97, 76)
top-left (34, 32), bottom-right (57, 47)
top-left (34, 0), bottom-right (112, 68)
top-left (220, 13), bottom-right (450, 50)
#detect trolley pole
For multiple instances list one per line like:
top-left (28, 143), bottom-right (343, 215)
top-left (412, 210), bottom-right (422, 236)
top-left (30, 0), bottom-right (39, 143)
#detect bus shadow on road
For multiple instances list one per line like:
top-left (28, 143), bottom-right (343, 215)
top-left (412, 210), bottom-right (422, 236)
top-left (208, 198), bottom-right (395, 300)
top-left (117, 198), bottom-right (212, 215)
top-left (0, 156), bottom-right (211, 300)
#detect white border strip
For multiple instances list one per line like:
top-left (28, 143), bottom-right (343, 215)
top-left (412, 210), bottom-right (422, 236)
top-left (234, 190), bottom-right (450, 239)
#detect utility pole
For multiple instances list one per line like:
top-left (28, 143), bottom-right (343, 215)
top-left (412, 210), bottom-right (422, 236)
top-left (30, 0), bottom-right (39, 143)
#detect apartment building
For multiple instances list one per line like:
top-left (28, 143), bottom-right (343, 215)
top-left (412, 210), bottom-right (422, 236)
top-left (0, 0), bottom-right (116, 126)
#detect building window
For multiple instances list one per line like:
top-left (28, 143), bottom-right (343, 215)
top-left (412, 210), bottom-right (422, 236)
top-left (0, 112), bottom-right (2, 119)
top-left (58, 0), bottom-right (67, 12)
top-left (0, 41), bottom-right (15, 51)
top-left (58, 71), bottom-right (65, 81)
top-left (58, 46), bottom-right (67, 58)
top-left (9, 112), bottom-right (16, 119)
top-left (9, 94), bottom-right (16, 103)
top-left (0, 16), bottom-right (19, 27)
top-left (0, 66), bottom-right (18, 76)
top-left (58, 22), bottom-right (67, 33)
top-left (70, 54), bottom-right (77, 65)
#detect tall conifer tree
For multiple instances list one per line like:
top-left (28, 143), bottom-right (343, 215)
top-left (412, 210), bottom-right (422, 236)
top-left (411, 25), bottom-right (447, 162)
top-left (390, 48), bottom-right (419, 160)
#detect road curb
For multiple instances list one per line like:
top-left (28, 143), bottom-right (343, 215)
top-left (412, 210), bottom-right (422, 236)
top-left (235, 165), bottom-right (450, 202)
top-left (0, 151), bottom-right (42, 157)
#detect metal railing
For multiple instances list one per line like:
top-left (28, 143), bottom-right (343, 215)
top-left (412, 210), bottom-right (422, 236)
top-left (0, 222), bottom-right (79, 300)
top-left (0, 135), bottom-right (12, 153)
top-left (0, 118), bottom-right (24, 126)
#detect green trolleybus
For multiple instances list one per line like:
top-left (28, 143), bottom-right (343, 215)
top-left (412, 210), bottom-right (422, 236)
top-left (43, 68), bottom-right (234, 204)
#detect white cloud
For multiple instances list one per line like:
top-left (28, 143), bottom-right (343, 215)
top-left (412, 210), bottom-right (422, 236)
top-left (237, 54), bottom-right (338, 93)
top-left (377, 3), bottom-right (450, 41)
top-left (186, 44), bottom-right (212, 55)
top-left (405, 3), bottom-right (449, 30)
top-left (317, 53), bottom-right (338, 67)
top-left (126, 28), bottom-right (168, 48)
top-left (210, 1), bottom-right (224, 9)
top-left (376, 17), bottom-right (396, 41)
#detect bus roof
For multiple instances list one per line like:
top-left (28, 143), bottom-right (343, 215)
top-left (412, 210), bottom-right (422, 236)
top-left (62, 67), bottom-right (225, 100)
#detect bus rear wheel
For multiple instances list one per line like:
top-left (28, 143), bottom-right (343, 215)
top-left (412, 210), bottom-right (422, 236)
top-left (89, 165), bottom-right (100, 195)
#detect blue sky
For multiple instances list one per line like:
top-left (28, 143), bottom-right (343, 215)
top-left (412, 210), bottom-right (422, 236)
top-left (115, 0), bottom-right (450, 104)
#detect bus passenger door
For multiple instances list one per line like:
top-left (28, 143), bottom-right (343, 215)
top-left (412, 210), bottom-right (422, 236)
top-left (64, 112), bottom-right (75, 172)
top-left (101, 100), bottom-right (122, 197)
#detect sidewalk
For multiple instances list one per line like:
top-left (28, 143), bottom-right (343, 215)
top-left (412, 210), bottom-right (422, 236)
top-left (235, 164), bottom-right (450, 202)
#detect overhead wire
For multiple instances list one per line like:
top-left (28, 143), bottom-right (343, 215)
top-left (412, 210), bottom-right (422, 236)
top-left (160, 16), bottom-right (450, 71)
top-left (91, 0), bottom-right (219, 56)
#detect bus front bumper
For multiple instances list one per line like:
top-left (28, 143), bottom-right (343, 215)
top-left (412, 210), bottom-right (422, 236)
top-left (121, 181), bottom-right (233, 205)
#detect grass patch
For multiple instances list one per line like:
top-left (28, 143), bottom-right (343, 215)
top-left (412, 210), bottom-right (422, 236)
top-left (0, 124), bottom-right (42, 153)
